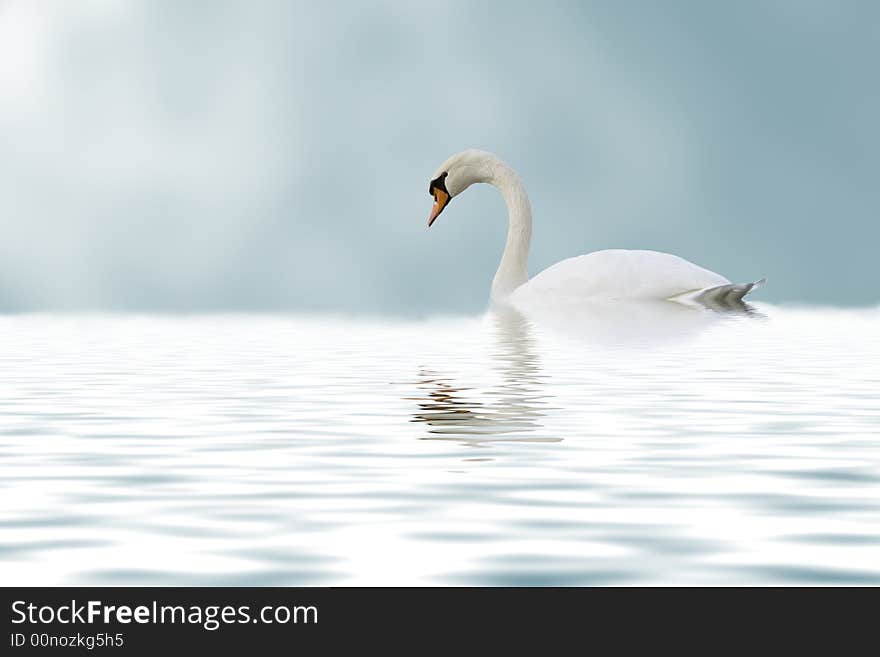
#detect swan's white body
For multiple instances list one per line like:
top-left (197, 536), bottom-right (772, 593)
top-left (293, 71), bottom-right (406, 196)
top-left (509, 249), bottom-right (729, 305)
top-left (427, 149), bottom-right (763, 308)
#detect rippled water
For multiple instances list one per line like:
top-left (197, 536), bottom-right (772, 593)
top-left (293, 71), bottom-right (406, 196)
top-left (1, 303), bottom-right (879, 585)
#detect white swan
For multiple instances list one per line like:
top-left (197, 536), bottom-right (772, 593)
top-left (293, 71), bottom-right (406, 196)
top-left (426, 149), bottom-right (764, 309)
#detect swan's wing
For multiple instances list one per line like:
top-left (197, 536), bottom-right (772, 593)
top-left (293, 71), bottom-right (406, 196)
top-left (512, 249), bottom-right (731, 302)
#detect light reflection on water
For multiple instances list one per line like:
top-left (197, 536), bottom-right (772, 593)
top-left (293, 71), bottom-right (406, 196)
top-left (0, 303), bottom-right (879, 585)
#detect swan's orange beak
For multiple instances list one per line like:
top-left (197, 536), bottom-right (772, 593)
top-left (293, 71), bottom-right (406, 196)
top-left (427, 188), bottom-right (450, 227)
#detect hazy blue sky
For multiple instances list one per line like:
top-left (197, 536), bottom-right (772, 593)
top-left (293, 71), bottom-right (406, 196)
top-left (1, 1), bottom-right (877, 313)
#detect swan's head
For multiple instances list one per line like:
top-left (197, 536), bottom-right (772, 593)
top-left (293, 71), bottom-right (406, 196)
top-left (427, 149), bottom-right (497, 227)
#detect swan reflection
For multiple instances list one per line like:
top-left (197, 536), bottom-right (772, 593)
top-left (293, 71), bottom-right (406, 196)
top-left (409, 307), bottom-right (557, 445)
top-left (513, 296), bottom-right (761, 345)
top-left (408, 299), bottom-right (760, 445)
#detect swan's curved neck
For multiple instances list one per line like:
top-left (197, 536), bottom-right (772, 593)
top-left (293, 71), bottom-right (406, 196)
top-left (489, 162), bottom-right (531, 300)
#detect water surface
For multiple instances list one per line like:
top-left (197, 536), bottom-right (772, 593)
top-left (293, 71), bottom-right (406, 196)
top-left (1, 303), bottom-right (879, 585)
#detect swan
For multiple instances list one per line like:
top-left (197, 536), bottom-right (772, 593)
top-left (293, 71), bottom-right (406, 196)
top-left (426, 149), bottom-right (764, 309)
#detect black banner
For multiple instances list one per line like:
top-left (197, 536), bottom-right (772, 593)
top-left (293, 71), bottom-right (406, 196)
top-left (0, 587), bottom-right (872, 653)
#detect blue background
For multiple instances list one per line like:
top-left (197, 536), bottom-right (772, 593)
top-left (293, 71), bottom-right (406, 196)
top-left (1, 1), bottom-right (877, 312)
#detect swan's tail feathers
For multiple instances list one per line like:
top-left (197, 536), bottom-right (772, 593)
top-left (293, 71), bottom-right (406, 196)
top-left (698, 278), bottom-right (766, 303)
top-left (671, 278), bottom-right (766, 311)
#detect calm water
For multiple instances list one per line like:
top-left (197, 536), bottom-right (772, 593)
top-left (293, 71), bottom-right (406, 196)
top-left (1, 303), bottom-right (879, 586)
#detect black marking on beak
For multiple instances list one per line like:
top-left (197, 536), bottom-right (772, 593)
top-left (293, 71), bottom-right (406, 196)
top-left (429, 171), bottom-right (449, 197)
